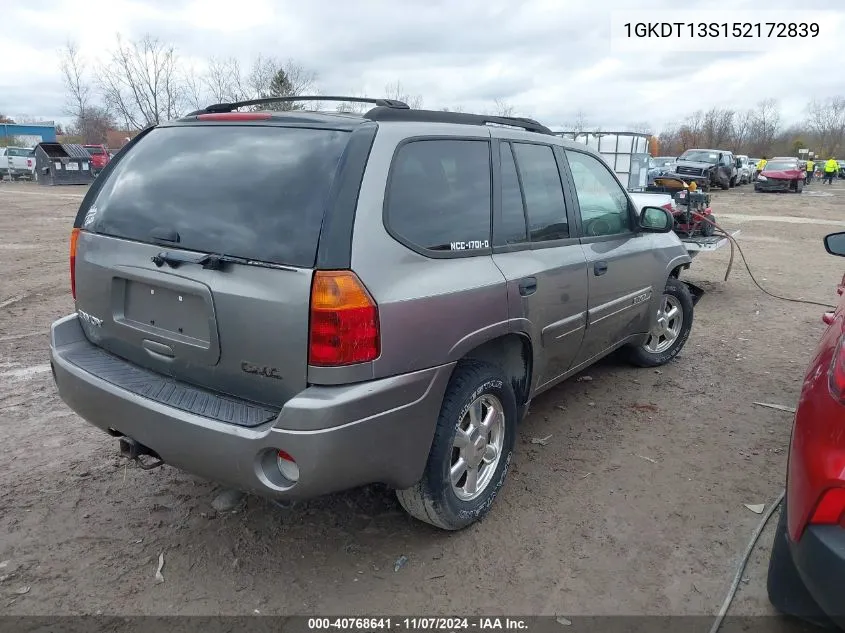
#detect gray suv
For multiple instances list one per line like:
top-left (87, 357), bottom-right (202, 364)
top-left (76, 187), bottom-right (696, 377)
top-left (50, 97), bottom-right (696, 530)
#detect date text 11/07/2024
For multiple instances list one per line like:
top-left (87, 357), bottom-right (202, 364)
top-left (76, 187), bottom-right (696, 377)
top-left (307, 618), bottom-right (530, 631)
top-left (623, 22), bottom-right (819, 38)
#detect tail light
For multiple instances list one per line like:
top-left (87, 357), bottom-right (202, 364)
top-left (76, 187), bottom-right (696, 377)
top-left (828, 331), bottom-right (845, 404)
top-left (309, 271), bottom-right (380, 366)
top-left (70, 228), bottom-right (80, 300)
top-left (26, 159), bottom-right (32, 167)
top-left (809, 488), bottom-right (845, 527)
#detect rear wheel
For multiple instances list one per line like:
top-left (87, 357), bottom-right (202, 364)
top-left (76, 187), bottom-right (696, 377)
top-left (730, 176), bottom-right (737, 188)
top-left (396, 360), bottom-right (517, 530)
top-left (700, 214), bottom-right (716, 237)
top-left (627, 278), bottom-right (694, 367)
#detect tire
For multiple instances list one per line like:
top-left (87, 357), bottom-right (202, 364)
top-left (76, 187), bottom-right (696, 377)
top-left (700, 214), bottom-right (716, 237)
top-left (767, 506), bottom-right (833, 627)
top-left (730, 176), bottom-right (737, 188)
top-left (721, 180), bottom-right (730, 190)
top-left (626, 278), bottom-right (694, 368)
top-left (796, 180), bottom-right (804, 194)
top-left (396, 360), bottom-right (517, 530)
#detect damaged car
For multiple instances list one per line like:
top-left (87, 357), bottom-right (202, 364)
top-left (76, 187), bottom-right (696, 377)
top-left (672, 149), bottom-right (737, 191)
top-left (755, 157), bottom-right (804, 193)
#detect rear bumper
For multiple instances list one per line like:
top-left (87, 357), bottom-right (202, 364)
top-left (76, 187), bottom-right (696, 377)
top-left (50, 314), bottom-right (454, 500)
top-left (790, 525), bottom-right (845, 621)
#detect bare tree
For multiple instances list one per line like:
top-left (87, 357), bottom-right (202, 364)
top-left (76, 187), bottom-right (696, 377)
top-left (701, 107), bottom-right (734, 148)
top-left (183, 64), bottom-right (206, 111)
top-left (806, 96), bottom-right (845, 156)
top-left (202, 57), bottom-right (244, 104)
top-left (384, 80), bottom-right (423, 109)
top-left (77, 106), bottom-right (115, 145)
top-left (492, 98), bottom-right (515, 118)
top-left (564, 109), bottom-right (589, 131)
top-left (99, 34), bottom-right (186, 129)
top-left (60, 42), bottom-right (91, 121)
top-left (748, 99), bottom-right (781, 155)
top-left (732, 109), bottom-right (754, 152)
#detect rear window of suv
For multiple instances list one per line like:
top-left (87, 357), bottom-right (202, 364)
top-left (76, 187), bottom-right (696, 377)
top-left (86, 125), bottom-right (350, 268)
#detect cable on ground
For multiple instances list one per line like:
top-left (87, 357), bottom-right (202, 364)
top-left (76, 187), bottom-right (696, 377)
top-left (707, 489), bottom-right (786, 633)
top-left (694, 214), bottom-right (836, 309)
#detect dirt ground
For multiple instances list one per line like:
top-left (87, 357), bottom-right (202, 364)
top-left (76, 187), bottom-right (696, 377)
top-left (1, 178), bottom-right (844, 619)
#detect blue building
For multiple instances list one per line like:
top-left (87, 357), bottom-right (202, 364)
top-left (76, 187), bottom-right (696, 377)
top-left (1, 122), bottom-right (57, 144)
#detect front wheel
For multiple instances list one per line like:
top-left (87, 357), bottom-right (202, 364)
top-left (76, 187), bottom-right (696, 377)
top-left (626, 278), bottom-right (694, 367)
top-left (396, 360), bottom-right (517, 530)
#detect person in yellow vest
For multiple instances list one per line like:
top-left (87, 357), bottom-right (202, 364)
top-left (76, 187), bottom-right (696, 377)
top-left (755, 156), bottom-right (767, 180)
top-left (806, 158), bottom-right (815, 184)
top-left (824, 157), bottom-right (838, 185)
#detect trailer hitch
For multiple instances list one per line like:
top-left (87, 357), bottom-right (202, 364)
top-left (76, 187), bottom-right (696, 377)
top-left (119, 437), bottom-right (164, 471)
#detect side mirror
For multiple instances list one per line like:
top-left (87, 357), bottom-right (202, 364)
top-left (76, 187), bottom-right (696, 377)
top-left (639, 206), bottom-right (674, 233)
top-left (824, 232), bottom-right (845, 257)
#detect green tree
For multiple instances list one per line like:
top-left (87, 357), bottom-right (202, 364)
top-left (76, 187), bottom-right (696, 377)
top-left (264, 69), bottom-right (302, 111)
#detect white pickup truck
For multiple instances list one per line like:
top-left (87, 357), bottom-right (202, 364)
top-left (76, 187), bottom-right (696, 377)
top-left (1, 147), bottom-right (35, 180)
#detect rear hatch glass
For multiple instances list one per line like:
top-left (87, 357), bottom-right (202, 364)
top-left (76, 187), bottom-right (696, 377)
top-left (73, 124), bottom-right (352, 408)
top-left (86, 124), bottom-right (351, 268)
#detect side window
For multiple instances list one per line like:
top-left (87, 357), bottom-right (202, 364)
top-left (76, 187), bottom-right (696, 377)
top-left (495, 142), bottom-right (528, 246)
top-left (386, 139), bottom-right (491, 253)
top-left (565, 150), bottom-right (632, 237)
top-left (512, 143), bottom-right (569, 241)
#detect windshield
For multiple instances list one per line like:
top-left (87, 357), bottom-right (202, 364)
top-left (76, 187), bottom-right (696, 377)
top-left (764, 161), bottom-right (798, 171)
top-left (679, 150), bottom-right (719, 163)
top-left (88, 125), bottom-right (350, 268)
top-left (84, 146), bottom-right (105, 155)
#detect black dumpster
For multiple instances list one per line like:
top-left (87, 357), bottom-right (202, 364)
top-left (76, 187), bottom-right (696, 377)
top-left (34, 143), bottom-right (95, 186)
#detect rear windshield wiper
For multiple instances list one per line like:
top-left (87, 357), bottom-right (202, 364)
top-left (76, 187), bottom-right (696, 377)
top-left (151, 250), bottom-right (296, 271)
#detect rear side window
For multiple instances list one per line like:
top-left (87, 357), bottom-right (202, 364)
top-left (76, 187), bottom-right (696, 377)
top-left (86, 125), bottom-right (350, 268)
top-left (495, 142), bottom-right (528, 246)
top-left (512, 143), bottom-right (569, 241)
top-left (385, 139), bottom-right (491, 253)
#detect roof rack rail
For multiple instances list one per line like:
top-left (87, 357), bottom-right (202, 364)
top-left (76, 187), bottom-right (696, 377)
top-left (362, 107), bottom-right (553, 135)
top-left (191, 96), bottom-right (410, 115)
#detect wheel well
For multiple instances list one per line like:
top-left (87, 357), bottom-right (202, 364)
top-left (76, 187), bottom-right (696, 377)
top-left (670, 263), bottom-right (689, 279)
top-left (463, 334), bottom-right (532, 408)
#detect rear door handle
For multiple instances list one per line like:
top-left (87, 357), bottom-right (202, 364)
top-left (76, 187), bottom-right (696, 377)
top-left (594, 261), bottom-right (608, 276)
top-left (518, 277), bottom-right (538, 296)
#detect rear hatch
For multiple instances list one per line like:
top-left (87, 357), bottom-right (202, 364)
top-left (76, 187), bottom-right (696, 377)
top-left (73, 122), bottom-right (352, 407)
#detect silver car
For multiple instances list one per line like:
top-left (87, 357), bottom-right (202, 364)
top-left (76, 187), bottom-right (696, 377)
top-left (50, 97), bottom-right (696, 530)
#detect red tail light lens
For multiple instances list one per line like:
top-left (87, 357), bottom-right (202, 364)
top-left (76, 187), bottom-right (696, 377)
top-left (196, 112), bottom-right (272, 121)
top-left (70, 228), bottom-right (80, 300)
top-left (26, 159), bottom-right (32, 167)
top-left (309, 271), bottom-right (380, 366)
top-left (809, 488), bottom-right (845, 526)
top-left (828, 332), bottom-right (845, 403)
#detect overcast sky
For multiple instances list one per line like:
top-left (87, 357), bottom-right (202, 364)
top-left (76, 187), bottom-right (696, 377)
top-left (1, 0), bottom-right (843, 132)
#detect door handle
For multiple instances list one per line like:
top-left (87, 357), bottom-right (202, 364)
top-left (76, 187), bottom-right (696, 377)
top-left (518, 277), bottom-right (538, 296)
top-left (594, 261), bottom-right (608, 276)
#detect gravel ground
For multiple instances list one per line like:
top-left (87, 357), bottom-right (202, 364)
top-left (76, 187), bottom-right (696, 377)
top-left (1, 179), bottom-right (843, 621)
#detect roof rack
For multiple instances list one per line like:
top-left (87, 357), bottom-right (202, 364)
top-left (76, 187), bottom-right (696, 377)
top-left (363, 106), bottom-right (553, 135)
top-left (192, 96), bottom-right (410, 115)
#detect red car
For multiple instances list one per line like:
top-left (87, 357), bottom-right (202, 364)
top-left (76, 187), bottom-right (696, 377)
top-left (755, 157), bottom-right (804, 193)
top-left (83, 144), bottom-right (110, 174)
top-left (767, 231), bottom-right (845, 627)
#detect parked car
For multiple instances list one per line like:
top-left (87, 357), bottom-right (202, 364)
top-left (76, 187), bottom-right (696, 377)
top-left (755, 157), bottom-right (804, 193)
top-left (673, 148), bottom-right (737, 190)
top-left (83, 144), bottom-right (110, 175)
top-left (735, 155), bottom-right (753, 185)
top-left (50, 97), bottom-right (697, 530)
top-left (839, 161), bottom-right (845, 179)
top-left (1, 146), bottom-right (35, 180)
top-left (767, 230), bottom-right (845, 627)
top-left (648, 156), bottom-right (676, 185)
